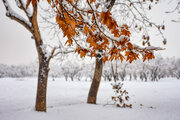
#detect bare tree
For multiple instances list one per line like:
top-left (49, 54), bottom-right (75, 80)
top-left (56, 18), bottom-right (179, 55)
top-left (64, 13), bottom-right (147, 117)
top-left (119, 63), bottom-right (128, 81)
top-left (111, 61), bottom-right (118, 83)
top-left (2, 0), bottom-right (59, 112)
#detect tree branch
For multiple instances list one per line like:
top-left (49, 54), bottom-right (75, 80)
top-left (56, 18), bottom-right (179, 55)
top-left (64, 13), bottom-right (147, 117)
top-left (15, 0), bottom-right (32, 20)
top-left (2, 0), bottom-right (33, 34)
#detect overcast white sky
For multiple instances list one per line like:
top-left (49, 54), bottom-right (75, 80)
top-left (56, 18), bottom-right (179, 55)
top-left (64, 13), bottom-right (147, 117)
top-left (0, 0), bottom-right (180, 65)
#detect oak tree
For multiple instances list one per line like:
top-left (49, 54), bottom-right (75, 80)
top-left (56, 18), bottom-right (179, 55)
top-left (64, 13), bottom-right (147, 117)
top-left (27, 0), bottom-right (166, 104)
top-left (1, 0), bottom-right (61, 112)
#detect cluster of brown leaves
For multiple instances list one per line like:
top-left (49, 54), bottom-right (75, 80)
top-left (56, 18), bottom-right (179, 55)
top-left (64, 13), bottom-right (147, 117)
top-left (26, 0), bottom-right (157, 63)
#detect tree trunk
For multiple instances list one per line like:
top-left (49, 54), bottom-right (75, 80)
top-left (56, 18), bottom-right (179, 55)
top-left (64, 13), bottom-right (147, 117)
top-left (2, 1), bottom-right (52, 112)
top-left (35, 46), bottom-right (50, 112)
top-left (87, 57), bottom-right (103, 104)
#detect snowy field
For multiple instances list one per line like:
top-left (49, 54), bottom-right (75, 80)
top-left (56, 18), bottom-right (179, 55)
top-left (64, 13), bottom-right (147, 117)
top-left (0, 78), bottom-right (180, 120)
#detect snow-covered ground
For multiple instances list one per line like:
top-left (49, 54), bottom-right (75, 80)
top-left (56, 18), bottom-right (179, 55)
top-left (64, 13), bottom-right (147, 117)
top-left (0, 78), bottom-right (180, 120)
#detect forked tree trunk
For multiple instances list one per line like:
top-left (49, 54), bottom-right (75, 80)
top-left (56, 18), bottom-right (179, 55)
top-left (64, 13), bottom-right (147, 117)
top-left (87, 56), bottom-right (103, 104)
top-left (35, 45), bottom-right (50, 112)
top-left (2, 1), bottom-right (53, 112)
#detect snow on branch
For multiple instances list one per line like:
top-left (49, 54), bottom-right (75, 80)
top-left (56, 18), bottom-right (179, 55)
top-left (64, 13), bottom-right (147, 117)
top-left (15, 0), bottom-right (32, 18)
top-left (2, 0), bottom-right (33, 33)
top-left (144, 46), bottom-right (165, 51)
top-left (133, 44), bottom-right (165, 51)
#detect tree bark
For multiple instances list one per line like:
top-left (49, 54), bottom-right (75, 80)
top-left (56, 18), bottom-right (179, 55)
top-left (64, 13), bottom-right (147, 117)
top-left (31, 3), bottom-right (50, 112)
top-left (87, 56), bottom-right (103, 104)
top-left (35, 45), bottom-right (50, 112)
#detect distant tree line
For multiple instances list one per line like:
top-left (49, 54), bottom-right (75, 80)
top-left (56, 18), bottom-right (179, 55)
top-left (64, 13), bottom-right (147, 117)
top-left (0, 62), bottom-right (38, 78)
top-left (0, 55), bottom-right (179, 81)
